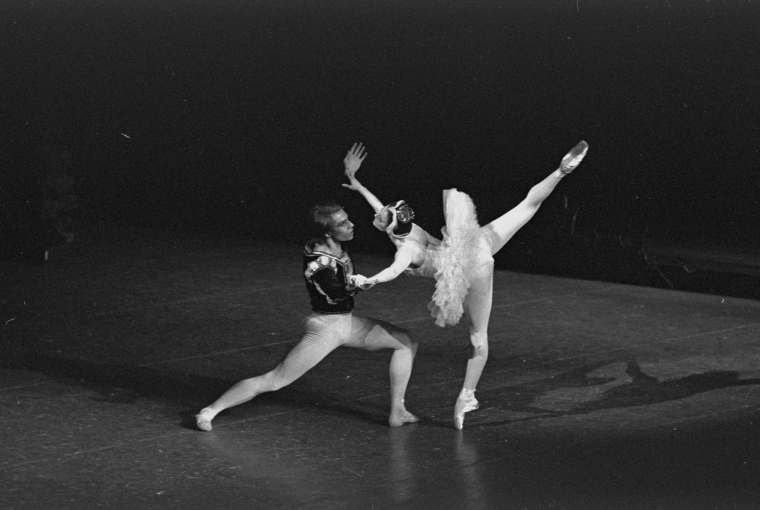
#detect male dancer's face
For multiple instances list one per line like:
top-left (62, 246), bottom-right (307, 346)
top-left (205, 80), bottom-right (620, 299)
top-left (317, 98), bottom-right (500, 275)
top-left (329, 209), bottom-right (354, 242)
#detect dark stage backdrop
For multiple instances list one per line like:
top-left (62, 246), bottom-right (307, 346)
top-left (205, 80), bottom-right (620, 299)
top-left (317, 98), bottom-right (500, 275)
top-left (2, 1), bottom-right (759, 279)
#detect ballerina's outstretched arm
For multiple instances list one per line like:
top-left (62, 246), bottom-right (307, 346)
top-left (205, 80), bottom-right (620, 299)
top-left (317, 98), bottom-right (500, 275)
top-left (365, 248), bottom-right (415, 284)
top-left (342, 142), bottom-right (385, 213)
top-left (340, 142), bottom-right (418, 288)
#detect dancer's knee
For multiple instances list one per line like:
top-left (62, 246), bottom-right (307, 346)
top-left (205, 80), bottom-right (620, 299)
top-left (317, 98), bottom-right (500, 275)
top-left (402, 330), bottom-right (419, 354)
top-left (468, 332), bottom-right (489, 359)
top-left (470, 331), bottom-right (488, 349)
top-left (258, 370), bottom-right (291, 393)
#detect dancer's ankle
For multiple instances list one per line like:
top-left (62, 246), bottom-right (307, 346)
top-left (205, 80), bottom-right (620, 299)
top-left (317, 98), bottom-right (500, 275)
top-left (458, 388), bottom-right (476, 400)
top-left (389, 409), bottom-right (419, 427)
top-left (198, 407), bottom-right (215, 417)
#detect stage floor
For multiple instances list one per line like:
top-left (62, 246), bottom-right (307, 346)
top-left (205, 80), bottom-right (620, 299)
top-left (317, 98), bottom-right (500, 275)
top-left (2, 221), bottom-right (759, 510)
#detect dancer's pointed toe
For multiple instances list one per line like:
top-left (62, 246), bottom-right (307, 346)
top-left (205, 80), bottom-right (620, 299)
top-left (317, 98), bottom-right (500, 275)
top-left (559, 140), bottom-right (589, 174)
top-left (195, 409), bottom-right (214, 432)
top-left (453, 395), bottom-right (479, 430)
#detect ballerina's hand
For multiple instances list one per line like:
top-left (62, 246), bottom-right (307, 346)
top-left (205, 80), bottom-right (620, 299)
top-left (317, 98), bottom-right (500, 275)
top-left (347, 274), bottom-right (370, 289)
top-left (343, 143), bottom-right (367, 188)
top-left (359, 279), bottom-right (378, 290)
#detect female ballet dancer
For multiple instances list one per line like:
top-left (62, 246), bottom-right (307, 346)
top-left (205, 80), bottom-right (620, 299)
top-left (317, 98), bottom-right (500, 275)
top-left (342, 141), bottom-right (589, 429)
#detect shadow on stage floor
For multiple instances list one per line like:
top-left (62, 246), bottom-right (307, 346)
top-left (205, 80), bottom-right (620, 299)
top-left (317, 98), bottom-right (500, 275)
top-left (2, 219), bottom-right (759, 509)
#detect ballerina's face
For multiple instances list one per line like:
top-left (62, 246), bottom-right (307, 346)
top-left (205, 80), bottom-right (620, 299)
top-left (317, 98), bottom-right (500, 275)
top-left (372, 201), bottom-right (415, 236)
top-left (372, 207), bottom-right (392, 231)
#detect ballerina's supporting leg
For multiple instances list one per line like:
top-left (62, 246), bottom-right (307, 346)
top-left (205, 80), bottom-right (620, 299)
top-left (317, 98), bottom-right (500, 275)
top-left (454, 262), bottom-right (494, 430)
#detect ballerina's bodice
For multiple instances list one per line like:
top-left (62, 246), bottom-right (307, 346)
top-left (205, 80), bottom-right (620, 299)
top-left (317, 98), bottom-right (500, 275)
top-left (390, 223), bottom-right (437, 270)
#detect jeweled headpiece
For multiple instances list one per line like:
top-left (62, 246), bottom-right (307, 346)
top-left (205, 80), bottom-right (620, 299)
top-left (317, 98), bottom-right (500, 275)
top-left (373, 200), bottom-right (415, 237)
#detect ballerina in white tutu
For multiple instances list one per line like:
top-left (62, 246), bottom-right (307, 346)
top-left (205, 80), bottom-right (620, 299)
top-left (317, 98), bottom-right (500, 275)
top-left (342, 141), bottom-right (589, 429)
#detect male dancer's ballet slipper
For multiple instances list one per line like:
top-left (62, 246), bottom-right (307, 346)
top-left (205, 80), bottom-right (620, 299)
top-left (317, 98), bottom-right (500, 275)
top-left (389, 411), bottom-right (420, 427)
top-left (559, 140), bottom-right (589, 174)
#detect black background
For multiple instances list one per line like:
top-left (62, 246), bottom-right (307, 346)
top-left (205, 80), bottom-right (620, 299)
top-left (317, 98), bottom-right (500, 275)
top-left (2, 1), bottom-right (759, 279)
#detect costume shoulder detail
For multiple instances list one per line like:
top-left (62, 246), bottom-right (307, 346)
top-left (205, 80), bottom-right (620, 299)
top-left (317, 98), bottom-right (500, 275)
top-left (304, 252), bottom-right (340, 279)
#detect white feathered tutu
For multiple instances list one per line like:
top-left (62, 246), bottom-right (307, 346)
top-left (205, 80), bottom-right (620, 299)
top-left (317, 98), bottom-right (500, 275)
top-left (427, 189), bottom-right (490, 327)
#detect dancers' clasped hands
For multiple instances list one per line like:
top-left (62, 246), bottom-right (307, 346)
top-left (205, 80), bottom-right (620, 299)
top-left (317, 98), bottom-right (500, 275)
top-left (347, 274), bottom-right (376, 290)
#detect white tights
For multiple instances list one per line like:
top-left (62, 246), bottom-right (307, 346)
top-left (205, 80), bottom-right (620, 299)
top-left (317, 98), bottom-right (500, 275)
top-left (199, 313), bottom-right (418, 425)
